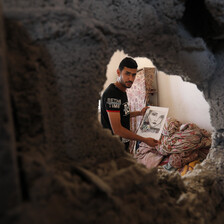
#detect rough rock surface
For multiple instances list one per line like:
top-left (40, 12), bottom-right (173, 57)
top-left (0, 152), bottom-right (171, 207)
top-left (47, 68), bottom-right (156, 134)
top-left (0, 0), bottom-right (224, 223)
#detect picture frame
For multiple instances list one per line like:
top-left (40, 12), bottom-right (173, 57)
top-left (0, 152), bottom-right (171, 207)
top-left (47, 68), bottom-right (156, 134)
top-left (137, 106), bottom-right (169, 140)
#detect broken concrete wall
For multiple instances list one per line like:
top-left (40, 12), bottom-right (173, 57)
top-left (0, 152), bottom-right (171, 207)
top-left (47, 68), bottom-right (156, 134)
top-left (0, 0), bottom-right (224, 223)
top-left (2, 0), bottom-right (223, 158)
top-left (2, 0), bottom-right (125, 162)
top-left (0, 2), bottom-right (20, 217)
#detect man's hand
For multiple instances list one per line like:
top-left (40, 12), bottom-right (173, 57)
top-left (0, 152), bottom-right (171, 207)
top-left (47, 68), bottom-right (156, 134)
top-left (140, 106), bottom-right (149, 116)
top-left (143, 137), bottom-right (159, 147)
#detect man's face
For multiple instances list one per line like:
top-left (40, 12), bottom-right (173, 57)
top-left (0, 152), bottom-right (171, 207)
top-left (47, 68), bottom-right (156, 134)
top-left (117, 66), bottom-right (137, 88)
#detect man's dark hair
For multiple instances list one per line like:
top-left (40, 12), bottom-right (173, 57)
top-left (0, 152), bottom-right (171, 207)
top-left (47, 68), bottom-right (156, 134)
top-left (118, 57), bottom-right (138, 71)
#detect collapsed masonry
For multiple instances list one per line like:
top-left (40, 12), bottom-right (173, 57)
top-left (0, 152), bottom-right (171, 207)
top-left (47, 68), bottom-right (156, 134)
top-left (1, 0), bottom-right (224, 223)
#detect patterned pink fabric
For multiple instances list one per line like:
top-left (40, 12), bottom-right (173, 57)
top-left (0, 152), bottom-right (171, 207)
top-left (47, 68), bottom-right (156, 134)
top-left (156, 117), bottom-right (211, 168)
top-left (161, 117), bottom-right (182, 137)
top-left (134, 142), bottom-right (163, 169)
top-left (126, 69), bottom-right (146, 133)
top-left (169, 151), bottom-right (199, 168)
top-left (156, 117), bottom-right (211, 155)
top-left (127, 70), bottom-right (146, 153)
top-left (132, 117), bottom-right (211, 169)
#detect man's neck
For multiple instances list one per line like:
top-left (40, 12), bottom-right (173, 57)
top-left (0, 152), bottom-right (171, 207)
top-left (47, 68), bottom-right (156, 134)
top-left (114, 81), bottom-right (126, 92)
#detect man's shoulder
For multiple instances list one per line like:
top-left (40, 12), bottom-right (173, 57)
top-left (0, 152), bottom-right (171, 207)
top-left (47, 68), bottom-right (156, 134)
top-left (103, 84), bottom-right (119, 97)
top-left (104, 83), bottom-right (116, 92)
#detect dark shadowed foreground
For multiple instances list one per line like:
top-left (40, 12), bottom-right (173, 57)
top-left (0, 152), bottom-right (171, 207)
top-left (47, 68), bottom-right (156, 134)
top-left (1, 0), bottom-right (224, 223)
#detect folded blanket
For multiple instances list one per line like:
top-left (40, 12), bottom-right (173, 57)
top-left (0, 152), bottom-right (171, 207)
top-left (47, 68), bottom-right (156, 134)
top-left (133, 117), bottom-right (211, 170)
top-left (134, 142), bottom-right (163, 169)
top-left (169, 150), bottom-right (199, 168)
top-left (156, 118), bottom-right (211, 156)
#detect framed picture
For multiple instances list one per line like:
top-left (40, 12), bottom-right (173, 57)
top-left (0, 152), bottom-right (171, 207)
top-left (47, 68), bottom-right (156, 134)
top-left (137, 106), bottom-right (169, 140)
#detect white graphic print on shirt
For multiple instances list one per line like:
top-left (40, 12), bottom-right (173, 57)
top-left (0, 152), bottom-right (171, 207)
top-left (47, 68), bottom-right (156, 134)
top-left (106, 98), bottom-right (121, 109)
top-left (123, 102), bottom-right (130, 116)
top-left (106, 98), bottom-right (130, 116)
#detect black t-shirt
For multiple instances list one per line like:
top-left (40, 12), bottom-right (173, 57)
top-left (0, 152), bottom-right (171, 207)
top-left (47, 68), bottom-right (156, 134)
top-left (101, 83), bottom-right (130, 143)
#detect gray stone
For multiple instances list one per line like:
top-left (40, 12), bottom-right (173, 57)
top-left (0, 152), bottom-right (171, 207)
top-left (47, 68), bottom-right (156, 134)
top-left (0, 1), bottom-right (20, 217)
top-left (0, 0), bottom-right (224, 223)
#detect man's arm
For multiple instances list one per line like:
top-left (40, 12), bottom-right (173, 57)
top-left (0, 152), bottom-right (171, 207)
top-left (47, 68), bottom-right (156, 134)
top-left (130, 106), bottom-right (149, 118)
top-left (130, 111), bottom-right (141, 117)
top-left (107, 111), bottom-right (158, 147)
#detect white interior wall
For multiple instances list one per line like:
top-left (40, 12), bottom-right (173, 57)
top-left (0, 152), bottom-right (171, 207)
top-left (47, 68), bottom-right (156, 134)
top-left (157, 72), bottom-right (213, 131)
top-left (102, 50), bottom-right (213, 132)
top-left (102, 50), bottom-right (128, 92)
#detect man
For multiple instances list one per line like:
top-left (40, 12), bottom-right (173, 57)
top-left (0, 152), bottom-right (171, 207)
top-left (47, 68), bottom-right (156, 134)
top-left (101, 57), bottom-right (159, 151)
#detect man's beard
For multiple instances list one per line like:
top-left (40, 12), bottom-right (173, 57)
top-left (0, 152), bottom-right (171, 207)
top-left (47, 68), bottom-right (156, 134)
top-left (123, 81), bottom-right (133, 88)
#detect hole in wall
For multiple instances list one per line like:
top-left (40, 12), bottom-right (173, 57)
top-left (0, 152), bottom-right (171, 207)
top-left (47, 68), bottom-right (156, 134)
top-left (99, 50), bottom-right (212, 173)
top-left (0, 3), bottom-right (222, 222)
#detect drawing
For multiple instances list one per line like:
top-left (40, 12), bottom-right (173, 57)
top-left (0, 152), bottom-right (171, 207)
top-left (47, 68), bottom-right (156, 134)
top-left (137, 106), bottom-right (169, 140)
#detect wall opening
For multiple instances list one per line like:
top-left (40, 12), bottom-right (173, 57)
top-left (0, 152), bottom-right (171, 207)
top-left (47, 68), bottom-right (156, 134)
top-left (101, 50), bottom-right (212, 131)
top-left (99, 50), bottom-right (213, 173)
